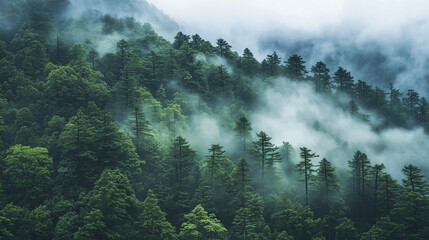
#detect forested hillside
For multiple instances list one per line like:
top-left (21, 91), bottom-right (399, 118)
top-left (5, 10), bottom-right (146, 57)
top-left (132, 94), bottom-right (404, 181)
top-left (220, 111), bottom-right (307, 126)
top-left (0, 1), bottom-right (429, 239)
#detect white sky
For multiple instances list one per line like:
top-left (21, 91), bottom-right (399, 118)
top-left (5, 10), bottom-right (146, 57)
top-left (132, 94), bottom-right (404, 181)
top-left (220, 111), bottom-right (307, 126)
top-left (147, 0), bottom-right (429, 56)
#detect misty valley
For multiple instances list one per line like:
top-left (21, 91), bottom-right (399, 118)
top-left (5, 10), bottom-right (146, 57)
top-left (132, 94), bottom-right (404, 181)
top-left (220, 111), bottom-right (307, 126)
top-left (0, 0), bottom-right (428, 240)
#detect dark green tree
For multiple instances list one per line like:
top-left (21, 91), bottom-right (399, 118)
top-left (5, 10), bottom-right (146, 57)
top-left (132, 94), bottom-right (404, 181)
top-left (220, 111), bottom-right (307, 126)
top-left (230, 192), bottom-right (266, 240)
top-left (285, 54), bottom-right (307, 80)
top-left (137, 190), bottom-right (177, 239)
top-left (230, 159), bottom-right (253, 209)
top-left (251, 131), bottom-right (282, 194)
top-left (179, 204), bottom-right (227, 240)
top-left (1, 144), bottom-right (53, 208)
top-left (168, 136), bottom-right (198, 187)
top-left (202, 144), bottom-right (232, 190)
top-left (334, 218), bottom-right (358, 240)
top-left (234, 116), bottom-right (252, 158)
top-left (333, 67), bottom-right (354, 95)
top-left (173, 32), bottom-right (190, 49)
top-left (263, 51), bottom-right (281, 77)
top-left (76, 169), bottom-right (140, 239)
top-left (296, 147), bottom-right (318, 206)
top-left (311, 61), bottom-right (332, 93)
top-left (215, 38), bottom-right (232, 59)
top-left (403, 89), bottom-right (419, 118)
top-left (401, 164), bottom-right (428, 195)
top-left (372, 164), bottom-right (385, 220)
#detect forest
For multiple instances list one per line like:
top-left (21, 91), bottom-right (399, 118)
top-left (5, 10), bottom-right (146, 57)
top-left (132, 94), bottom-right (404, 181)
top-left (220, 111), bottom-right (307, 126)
top-left (0, 0), bottom-right (429, 239)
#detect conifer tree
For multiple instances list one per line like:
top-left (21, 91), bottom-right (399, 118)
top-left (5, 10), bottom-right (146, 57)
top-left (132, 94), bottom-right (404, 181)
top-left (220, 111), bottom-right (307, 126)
top-left (311, 61), bottom-right (332, 93)
top-left (285, 54), bottom-right (307, 80)
top-left (215, 38), bottom-right (232, 59)
top-left (296, 147), bottom-right (318, 206)
top-left (372, 163), bottom-right (385, 220)
top-left (128, 105), bottom-right (151, 157)
top-left (179, 204), bottom-right (227, 240)
top-left (137, 190), bottom-right (177, 240)
top-left (333, 66), bottom-right (354, 95)
top-left (401, 164), bottom-right (428, 195)
top-left (234, 116), bottom-right (252, 158)
top-left (203, 144), bottom-right (232, 190)
top-left (251, 131), bottom-right (282, 194)
top-left (315, 158), bottom-right (340, 214)
top-left (230, 192), bottom-right (266, 240)
top-left (168, 136), bottom-right (197, 187)
top-left (230, 159), bottom-right (252, 209)
top-left (264, 51), bottom-right (281, 77)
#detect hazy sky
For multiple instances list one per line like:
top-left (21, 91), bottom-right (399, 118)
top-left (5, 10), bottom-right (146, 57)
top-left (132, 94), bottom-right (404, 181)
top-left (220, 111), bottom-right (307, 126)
top-left (147, 0), bottom-right (429, 53)
top-left (147, 0), bottom-right (429, 95)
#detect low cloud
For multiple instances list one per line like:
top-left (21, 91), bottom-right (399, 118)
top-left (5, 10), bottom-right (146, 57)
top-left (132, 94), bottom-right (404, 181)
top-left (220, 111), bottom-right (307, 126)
top-left (148, 0), bottom-right (429, 96)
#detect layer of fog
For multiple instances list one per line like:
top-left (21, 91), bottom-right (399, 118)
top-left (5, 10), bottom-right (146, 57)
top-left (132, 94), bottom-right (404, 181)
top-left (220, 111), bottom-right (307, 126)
top-left (67, 0), bottom-right (179, 37)
top-left (183, 78), bottom-right (429, 180)
top-left (148, 0), bottom-right (429, 97)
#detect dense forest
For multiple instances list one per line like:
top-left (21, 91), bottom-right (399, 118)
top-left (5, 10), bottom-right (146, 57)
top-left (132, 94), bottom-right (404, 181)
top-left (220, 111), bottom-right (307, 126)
top-left (0, 0), bottom-right (429, 239)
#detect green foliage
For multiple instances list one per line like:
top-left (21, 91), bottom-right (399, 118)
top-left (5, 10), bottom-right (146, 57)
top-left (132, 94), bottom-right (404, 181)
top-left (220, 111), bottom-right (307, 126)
top-left (333, 67), bottom-right (354, 95)
top-left (137, 190), bottom-right (177, 239)
top-left (53, 211), bottom-right (79, 240)
top-left (230, 192), bottom-right (266, 240)
top-left (0, 6), bottom-right (428, 240)
top-left (202, 144), bottom-right (234, 190)
top-left (26, 205), bottom-right (53, 240)
top-left (401, 164), bottom-right (428, 195)
top-left (76, 169), bottom-right (140, 239)
top-left (251, 131), bottom-right (282, 194)
top-left (1, 144), bottom-right (53, 208)
top-left (311, 61), bottom-right (332, 94)
top-left (285, 54), bottom-right (307, 80)
top-left (234, 116), bottom-right (252, 158)
top-left (179, 204), bottom-right (227, 240)
top-left (271, 207), bottom-right (326, 240)
top-left (296, 147), bottom-right (318, 206)
top-left (335, 218), bottom-right (358, 240)
top-left (360, 217), bottom-right (404, 240)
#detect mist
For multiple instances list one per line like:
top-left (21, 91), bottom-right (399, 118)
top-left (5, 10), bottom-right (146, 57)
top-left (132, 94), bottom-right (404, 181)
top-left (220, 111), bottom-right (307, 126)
top-left (251, 78), bottom-right (429, 179)
top-left (176, 76), bottom-right (429, 181)
top-left (68, 0), bottom-right (179, 36)
top-left (148, 0), bottom-right (429, 96)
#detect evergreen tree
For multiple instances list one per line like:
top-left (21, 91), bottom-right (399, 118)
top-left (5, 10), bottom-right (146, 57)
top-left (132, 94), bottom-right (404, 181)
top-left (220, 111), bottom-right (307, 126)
top-left (1, 144), bottom-right (53, 208)
top-left (234, 116), bottom-right (252, 158)
top-left (401, 164), bottom-right (428, 195)
top-left (347, 151), bottom-right (371, 225)
top-left (128, 105), bottom-right (151, 157)
top-left (168, 136), bottom-right (198, 188)
top-left (137, 190), bottom-right (177, 240)
top-left (372, 164), bottom-right (385, 220)
top-left (264, 51), bottom-right (281, 77)
top-left (230, 192), bottom-right (266, 240)
top-left (311, 61), bottom-right (332, 93)
top-left (392, 191), bottom-right (429, 239)
top-left (417, 97), bottom-right (429, 129)
top-left (215, 38), bottom-right (232, 59)
top-left (240, 48), bottom-right (259, 76)
top-left (403, 89), bottom-right (420, 118)
top-left (251, 131), bottom-right (282, 194)
top-left (76, 169), bottom-right (140, 239)
top-left (179, 204), bottom-right (227, 240)
top-left (230, 159), bottom-right (253, 209)
top-left (285, 54), bottom-right (307, 80)
top-left (333, 67), bottom-right (354, 95)
top-left (173, 32), bottom-right (190, 49)
top-left (296, 147), bottom-right (318, 206)
top-left (315, 158), bottom-right (340, 217)
top-left (203, 144), bottom-right (232, 190)
top-left (334, 218), bottom-right (358, 240)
